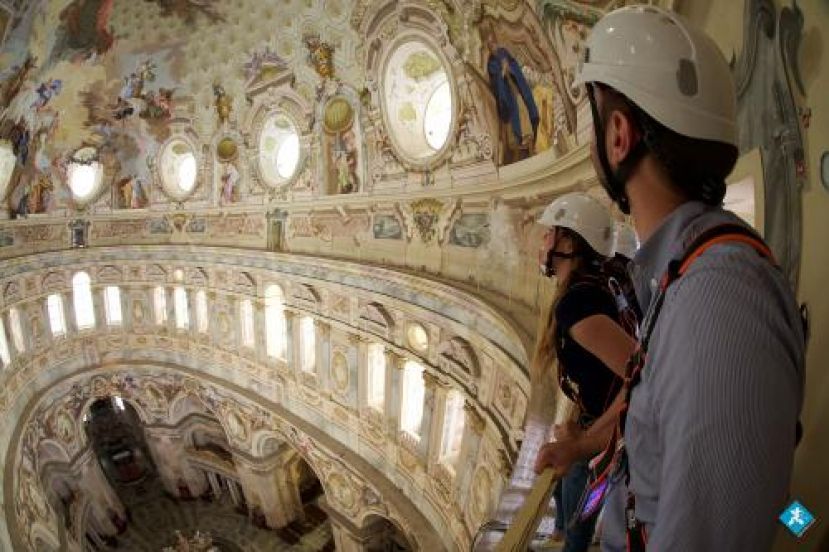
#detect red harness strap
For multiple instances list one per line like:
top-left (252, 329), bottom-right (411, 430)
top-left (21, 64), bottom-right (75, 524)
top-left (589, 224), bottom-right (776, 551)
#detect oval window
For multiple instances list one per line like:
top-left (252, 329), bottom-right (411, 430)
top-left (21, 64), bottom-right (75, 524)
top-left (383, 40), bottom-right (454, 161)
top-left (0, 142), bottom-right (16, 201)
top-left (407, 323), bottom-right (429, 353)
top-left (259, 113), bottom-right (301, 187)
top-left (67, 147), bottom-right (103, 203)
top-left (160, 140), bottom-right (198, 198)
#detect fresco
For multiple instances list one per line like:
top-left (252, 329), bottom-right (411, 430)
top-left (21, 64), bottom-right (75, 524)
top-left (449, 214), bottom-right (491, 248)
top-left (0, 0), bottom-right (613, 214)
top-left (372, 214), bottom-right (403, 240)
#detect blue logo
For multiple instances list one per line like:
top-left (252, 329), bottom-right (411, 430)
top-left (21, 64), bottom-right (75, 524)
top-left (779, 500), bottom-right (816, 538)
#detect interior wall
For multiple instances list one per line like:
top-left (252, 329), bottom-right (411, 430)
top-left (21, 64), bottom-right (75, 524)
top-left (681, 1), bottom-right (828, 549)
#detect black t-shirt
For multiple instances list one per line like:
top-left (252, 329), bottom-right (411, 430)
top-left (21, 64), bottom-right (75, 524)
top-left (555, 279), bottom-right (624, 420)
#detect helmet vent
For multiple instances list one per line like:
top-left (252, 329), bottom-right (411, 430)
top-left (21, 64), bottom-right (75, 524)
top-left (677, 58), bottom-right (698, 96)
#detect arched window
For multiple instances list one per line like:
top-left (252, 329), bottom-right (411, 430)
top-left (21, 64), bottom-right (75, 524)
top-left (240, 299), bottom-right (255, 348)
top-left (440, 389), bottom-right (466, 467)
top-left (195, 290), bottom-right (208, 333)
top-left (265, 285), bottom-right (286, 359)
top-left (0, 318), bottom-right (11, 367)
top-left (72, 272), bottom-right (95, 330)
top-left (153, 286), bottom-right (167, 325)
top-left (8, 308), bottom-right (25, 353)
top-left (400, 360), bottom-right (425, 438)
top-left (174, 287), bottom-right (189, 330)
top-left (300, 316), bottom-right (316, 373)
top-left (47, 294), bottom-right (66, 337)
top-left (103, 286), bottom-right (122, 326)
top-left (367, 343), bottom-right (386, 411)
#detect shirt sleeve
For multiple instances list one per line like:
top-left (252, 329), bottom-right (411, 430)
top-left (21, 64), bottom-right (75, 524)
top-left (645, 247), bottom-right (804, 551)
top-left (555, 282), bottom-right (617, 333)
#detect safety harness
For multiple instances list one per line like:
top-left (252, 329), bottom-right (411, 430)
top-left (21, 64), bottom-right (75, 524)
top-left (577, 223), bottom-right (778, 550)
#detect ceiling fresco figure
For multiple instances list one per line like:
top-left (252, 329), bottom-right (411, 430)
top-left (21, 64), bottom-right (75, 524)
top-left (485, 30), bottom-right (540, 166)
top-left (145, 0), bottom-right (225, 25)
top-left (50, 0), bottom-right (117, 64)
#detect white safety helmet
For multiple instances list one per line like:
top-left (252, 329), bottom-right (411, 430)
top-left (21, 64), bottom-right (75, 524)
top-left (538, 192), bottom-right (614, 257)
top-left (574, 5), bottom-right (737, 147)
top-left (612, 221), bottom-right (639, 259)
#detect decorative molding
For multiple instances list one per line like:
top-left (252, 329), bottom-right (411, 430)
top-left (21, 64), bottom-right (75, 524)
top-left (733, 0), bottom-right (806, 287)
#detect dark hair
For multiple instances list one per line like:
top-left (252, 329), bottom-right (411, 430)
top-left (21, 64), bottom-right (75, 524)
top-left (531, 227), bottom-right (605, 385)
top-left (597, 84), bottom-right (738, 206)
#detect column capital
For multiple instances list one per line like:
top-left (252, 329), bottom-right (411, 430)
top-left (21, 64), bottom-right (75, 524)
top-left (347, 332), bottom-right (367, 345)
top-left (384, 350), bottom-right (406, 369)
top-left (421, 370), bottom-right (440, 390)
top-left (463, 402), bottom-right (486, 434)
top-left (314, 319), bottom-right (331, 335)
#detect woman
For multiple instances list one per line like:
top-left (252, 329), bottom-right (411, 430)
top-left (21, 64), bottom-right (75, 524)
top-left (531, 192), bottom-right (637, 552)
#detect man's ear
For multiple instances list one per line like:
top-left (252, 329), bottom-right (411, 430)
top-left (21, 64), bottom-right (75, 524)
top-left (606, 109), bottom-right (639, 167)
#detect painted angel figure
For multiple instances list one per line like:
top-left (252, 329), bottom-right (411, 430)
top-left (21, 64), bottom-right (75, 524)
top-left (213, 83), bottom-right (232, 125)
top-left (31, 79), bottom-right (63, 111)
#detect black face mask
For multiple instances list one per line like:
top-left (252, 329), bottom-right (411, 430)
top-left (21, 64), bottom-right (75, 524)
top-left (541, 249), bottom-right (579, 278)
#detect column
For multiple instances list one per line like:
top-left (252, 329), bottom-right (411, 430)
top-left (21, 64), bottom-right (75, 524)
top-left (143, 428), bottom-right (186, 496)
top-left (227, 478), bottom-right (243, 508)
top-left (351, 333), bottom-right (369, 410)
top-left (253, 298), bottom-right (266, 361)
top-left (319, 498), bottom-right (372, 552)
top-left (235, 454), bottom-right (303, 528)
top-left (315, 319), bottom-right (331, 389)
top-left (418, 370), bottom-right (440, 462)
top-left (384, 351), bottom-right (405, 440)
top-left (207, 471), bottom-right (222, 498)
top-left (457, 402), bottom-right (487, 500)
top-left (79, 453), bottom-right (125, 536)
top-left (284, 309), bottom-right (298, 376)
top-left (424, 374), bottom-right (450, 469)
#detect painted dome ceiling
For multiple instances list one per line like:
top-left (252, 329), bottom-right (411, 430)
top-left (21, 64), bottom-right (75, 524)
top-left (0, 0), bottom-right (616, 219)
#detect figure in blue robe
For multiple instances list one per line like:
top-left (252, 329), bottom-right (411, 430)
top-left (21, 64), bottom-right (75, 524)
top-left (486, 34), bottom-right (540, 163)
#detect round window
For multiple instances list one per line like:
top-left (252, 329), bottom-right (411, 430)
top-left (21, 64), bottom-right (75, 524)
top-left (259, 113), bottom-right (301, 187)
top-left (383, 40), bottom-right (454, 162)
top-left (160, 140), bottom-right (198, 199)
top-left (407, 323), bottom-right (429, 353)
top-left (67, 147), bottom-right (103, 204)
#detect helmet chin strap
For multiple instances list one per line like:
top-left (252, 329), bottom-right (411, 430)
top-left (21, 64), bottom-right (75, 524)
top-left (541, 249), bottom-right (579, 277)
top-left (587, 85), bottom-right (647, 216)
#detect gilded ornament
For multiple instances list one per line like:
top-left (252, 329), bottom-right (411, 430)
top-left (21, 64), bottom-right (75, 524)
top-left (323, 97), bottom-right (354, 133)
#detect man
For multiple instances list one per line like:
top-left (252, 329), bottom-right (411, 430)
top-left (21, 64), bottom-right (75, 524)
top-left (534, 6), bottom-right (804, 551)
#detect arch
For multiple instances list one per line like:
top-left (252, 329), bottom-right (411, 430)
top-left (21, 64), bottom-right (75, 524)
top-left (438, 336), bottom-right (479, 376)
top-left (95, 265), bottom-right (122, 283)
top-left (359, 513), bottom-right (417, 551)
top-left (36, 440), bottom-right (71, 469)
top-left (250, 430), bottom-right (286, 458)
top-left (71, 271), bottom-right (95, 330)
top-left (3, 281), bottom-right (20, 304)
top-left (359, 301), bottom-right (395, 338)
top-left (29, 522), bottom-right (60, 552)
top-left (41, 272), bottom-right (66, 293)
top-left (168, 393), bottom-right (212, 426)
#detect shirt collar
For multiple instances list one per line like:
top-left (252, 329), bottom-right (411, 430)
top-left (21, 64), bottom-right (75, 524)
top-left (630, 201), bottom-right (714, 313)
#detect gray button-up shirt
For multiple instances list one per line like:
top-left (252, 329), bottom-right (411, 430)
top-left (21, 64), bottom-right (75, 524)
top-left (602, 202), bottom-right (805, 552)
